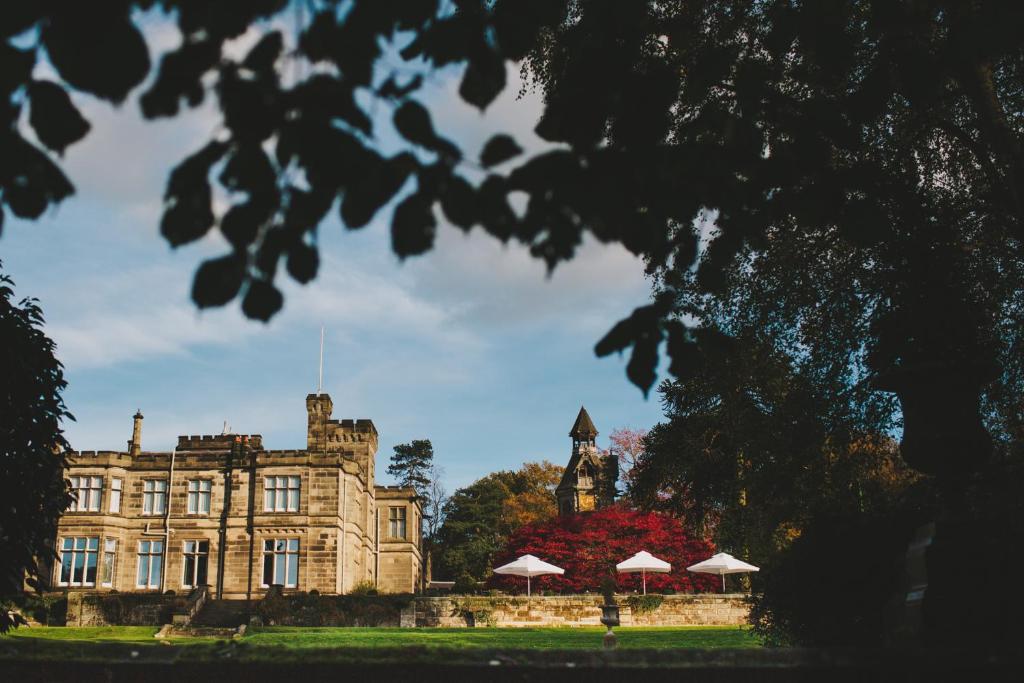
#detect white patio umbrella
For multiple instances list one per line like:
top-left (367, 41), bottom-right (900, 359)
top-left (492, 554), bottom-right (565, 597)
top-left (616, 551), bottom-right (671, 595)
top-left (687, 552), bottom-right (760, 592)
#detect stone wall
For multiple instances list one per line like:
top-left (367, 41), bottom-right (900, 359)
top-left (414, 594), bottom-right (750, 628)
top-left (65, 592), bottom-right (178, 627)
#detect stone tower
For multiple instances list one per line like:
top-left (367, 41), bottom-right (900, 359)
top-left (555, 406), bottom-right (613, 515)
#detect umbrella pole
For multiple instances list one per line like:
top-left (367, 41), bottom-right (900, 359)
top-left (527, 575), bottom-right (531, 597)
top-left (642, 569), bottom-right (646, 595)
top-left (722, 574), bottom-right (726, 593)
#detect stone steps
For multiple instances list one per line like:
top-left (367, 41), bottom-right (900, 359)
top-left (191, 599), bottom-right (250, 628)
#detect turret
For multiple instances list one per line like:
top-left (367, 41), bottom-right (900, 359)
top-left (306, 393), bottom-right (334, 450)
top-left (128, 410), bottom-right (143, 456)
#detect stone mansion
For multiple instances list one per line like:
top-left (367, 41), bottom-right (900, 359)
top-left (48, 393), bottom-right (422, 598)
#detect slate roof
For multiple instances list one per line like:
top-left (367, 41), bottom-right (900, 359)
top-left (569, 406), bottom-right (598, 439)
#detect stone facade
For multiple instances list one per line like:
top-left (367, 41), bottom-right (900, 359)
top-left (414, 595), bottom-right (751, 627)
top-left (49, 394), bottom-right (421, 599)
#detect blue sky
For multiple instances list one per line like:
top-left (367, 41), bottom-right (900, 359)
top-left (2, 24), bottom-right (667, 491)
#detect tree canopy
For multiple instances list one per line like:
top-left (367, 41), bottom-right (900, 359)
top-left (433, 460), bottom-right (563, 581)
top-left (0, 266), bottom-right (71, 633)
top-left (488, 506), bottom-right (717, 594)
top-left (4, 1), bottom-right (1021, 410)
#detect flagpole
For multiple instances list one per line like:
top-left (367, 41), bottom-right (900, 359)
top-left (317, 325), bottom-right (324, 395)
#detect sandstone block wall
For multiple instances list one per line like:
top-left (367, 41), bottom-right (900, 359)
top-left (414, 594), bottom-right (750, 628)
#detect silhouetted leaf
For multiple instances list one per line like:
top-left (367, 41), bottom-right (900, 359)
top-left (162, 142), bottom-right (228, 247)
top-left (192, 253), bottom-right (246, 308)
top-left (341, 153), bottom-right (417, 228)
top-left (140, 39), bottom-right (220, 118)
top-left (393, 101), bottom-right (460, 159)
top-left (162, 184), bottom-right (215, 247)
top-left (242, 31), bottom-right (283, 75)
top-left (27, 80), bottom-right (90, 154)
top-left (166, 141), bottom-right (229, 198)
top-left (480, 134), bottom-right (523, 168)
top-left (220, 144), bottom-right (277, 195)
top-left (459, 49), bottom-right (505, 110)
top-left (477, 175), bottom-right (517, 241)
top-left (1, 135), bottom-right (76, 218)
top-left (42, 9), bottom-right (149, 103)
top-left (665, 321), bottom-right (701, 381)
top-left (218, 68), bottom-right (280, 142)
top-left (242, 280), bottom-right (283, 321)
top-left (287, 75), bottom-right (372, 135)
top-left (4, 185), bottom-right (48, 220)
top-left (219, 202), bottom-right (266, 249)
top-left (286, 242), bottom-right (319, 284)
top-left (391, 192), bottom-right (436, 258)
top-left (439, 174), bottom-right (477, 229)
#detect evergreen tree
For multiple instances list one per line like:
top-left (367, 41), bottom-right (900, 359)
top-left (388, 439), bottom-right (434, 504)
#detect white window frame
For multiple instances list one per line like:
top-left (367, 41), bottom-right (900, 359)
top-left (186, 480), bottom-right (212, 515)
top-left (264, 475), bottom-right (300, 512)
top-left (142, 479), bottom-right (167, 516)
top-left (136, 540), bottom-right (164, 589)
top-left (57, 536), bottom-right (99, 587)
top-left (69, 476), bottom-right (103, 512)
top-left (109, 478), bottom-right (122, 513)
top-left (181, 540), bottom-right (210, 588)
top-left (101, 538), bottom-right (117, 587)
top-left (261, 538), bottom-right (299, 588)
top-left (388, 506), bottom-right (407, 540)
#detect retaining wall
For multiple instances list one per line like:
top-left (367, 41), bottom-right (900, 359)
top-left (413, 594), bottom-right (750, 627)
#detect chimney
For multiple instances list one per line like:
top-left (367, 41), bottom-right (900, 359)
top-left (128, 410), bottom-right (143, 456)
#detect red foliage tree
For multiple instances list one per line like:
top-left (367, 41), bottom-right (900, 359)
top-left (487, 507), bottom-right (720, 594)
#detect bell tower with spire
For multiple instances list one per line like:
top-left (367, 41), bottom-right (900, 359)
top-left (556, 406), bottom-right (613, 515)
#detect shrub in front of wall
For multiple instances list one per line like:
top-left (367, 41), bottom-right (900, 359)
top-left (625, 594), bottom-right (664, 614)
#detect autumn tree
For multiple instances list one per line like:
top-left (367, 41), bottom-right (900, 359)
top-left (433, 460), bottom-right (564, 581)
top-left (504, 460), bottom-right (563, 529)
top-left (488, 507), bottom-right (718, 595)
top-left (607, 427), bottom-right (647, 488)
top-left (0, 267), bottom-right (72, 633)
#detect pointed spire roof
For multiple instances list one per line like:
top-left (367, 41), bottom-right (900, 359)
top-left (569, 406), bottom-right (598, 439)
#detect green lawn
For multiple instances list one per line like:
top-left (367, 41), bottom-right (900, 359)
top-left (1, 625), bottom-right (759, 661)
top-left (245, 625), bottom-right (759, 650)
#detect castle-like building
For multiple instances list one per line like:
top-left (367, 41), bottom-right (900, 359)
top-left (556, 406), bottom-right (614, 515)
top-left (49, 394), bottom-right (422, 598)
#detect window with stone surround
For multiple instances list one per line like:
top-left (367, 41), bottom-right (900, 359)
top-left (186, 480), bottom-right (212, 515)
top-left (58, 537), bottom-right (99, 586)
top-left (109, 478), bottom-right (122, 513)
top-left (264, 475), bottom-right (300, 512)
top-left (261, 539), bottom-right (299, 588)
top-left (182, 540), bottom-right (209, 588)
top-left (136, 540), bottom-right (163, 589)
top-left (101, 539), bottom-right (117, 587)
top-left (388, 506), bottom-right (407, 539)
top-left (142, 479), bottom-right (167, 515)
top-left (68, 476), bottom-right (102, 512)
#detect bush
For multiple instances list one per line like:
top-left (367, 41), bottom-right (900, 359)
top-left (452, 573), bottom-right (478, 595)
top-left (625, 594), bottom-right (664, 614)
top-left (349, 580), bottom-right (378, 596)
top-left (749, 513), bottom-right (915, 647)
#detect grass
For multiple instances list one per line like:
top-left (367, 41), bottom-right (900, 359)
top-left (243, 626), bottom-right (759, 650)
top-left (0, 625), bottom-right (759, 663)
